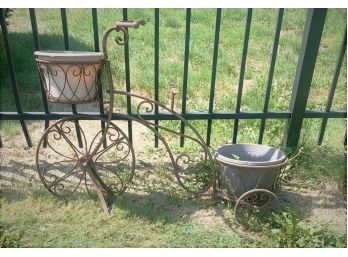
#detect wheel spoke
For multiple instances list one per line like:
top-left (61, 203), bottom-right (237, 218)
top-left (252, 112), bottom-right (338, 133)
top-left (94, 162), bottom-right (125, 192)
top-left (46, 168), bottom-right (83, 190)
top-left (54, 124), bottom-right (85, 156)
top-left (40, 159), bottom-right (77, 175)
top-left (47, 140), bottom-right (77, 160)
top-left (94, 137), bottom-right (126, 162)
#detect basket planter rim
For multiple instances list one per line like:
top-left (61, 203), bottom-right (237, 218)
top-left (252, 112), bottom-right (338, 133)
top-left (215, 143), bottom-right (287, 167)
top-left (34, 50), bottom-right (103, 62)
top-left (45, 96), bottom-right (99, 104)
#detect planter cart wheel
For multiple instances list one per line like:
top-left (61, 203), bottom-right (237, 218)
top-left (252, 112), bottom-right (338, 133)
top-left (234, 188), bottom-right (279, 227)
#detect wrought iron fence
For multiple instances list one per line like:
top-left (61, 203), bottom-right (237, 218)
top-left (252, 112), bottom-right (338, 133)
top-left (0, 8), bottom-right (346, 148)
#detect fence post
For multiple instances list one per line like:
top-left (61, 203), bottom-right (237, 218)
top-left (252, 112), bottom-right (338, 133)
top-left (283, 8), bottom-right (327, 148)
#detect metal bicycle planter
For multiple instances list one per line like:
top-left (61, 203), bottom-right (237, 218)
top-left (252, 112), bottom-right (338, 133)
top-left (35, 20), bottom-right (215, 215)
top-left (215, 143), bottom-right (297, 227)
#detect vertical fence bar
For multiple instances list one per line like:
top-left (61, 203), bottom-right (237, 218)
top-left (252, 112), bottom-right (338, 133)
top-left (154, 8), bottom-right (159, 147)
top-left (29, 8), bottom-right (50, 148)
top-left (206, 8), bottom-right (222, 147)
top-left (92, 8), bottom-right (107, 148)
top-left (258, 8), bottom-right (284, 144)
top-left (233, 8), bottom-right (252, 144)
top-left (0, 10), bottom-right (32, 147)
top-left (60, 8), bottom-right (83, 148)
top-left (123, 8), bottom-right (133, 143)
top-left (179, 8), bottom-right (191, 147)
top-left (317, 27), bottom-right (346, 145)
top-left (284, 8), bottom-right (327, 148)
top-left (61, 9), bottom-right (70, 48)
top-left (29, 8), bottom-right (40, 55)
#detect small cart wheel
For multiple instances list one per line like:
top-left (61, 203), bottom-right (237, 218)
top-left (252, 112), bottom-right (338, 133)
top-left (234, 189), bottom-right (279, 228)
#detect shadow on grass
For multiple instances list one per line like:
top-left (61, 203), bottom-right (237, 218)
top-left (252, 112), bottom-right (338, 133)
top-left (1, 159), bottom-right (215, 226)
top-left (111, 191), bottom-right (202, 223)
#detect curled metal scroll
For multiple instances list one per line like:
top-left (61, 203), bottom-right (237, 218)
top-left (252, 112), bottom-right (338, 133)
top-left (115, 27), bottom-right (129, 45)
top-left (102, 26), bottom-right (129, 60)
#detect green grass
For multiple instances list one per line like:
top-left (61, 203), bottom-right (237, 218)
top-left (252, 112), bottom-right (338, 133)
top-left (283, 144), bottom-right (347, 191)
top-left (0, 189), bottom-right (246, 247)
top-left (247, 208), bottom-right (347, 248)
top-left (0, 121), bottom-right (21, 138)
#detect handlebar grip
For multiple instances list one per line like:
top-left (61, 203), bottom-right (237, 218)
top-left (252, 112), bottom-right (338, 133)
top-left (116, 20), bottom-right (146, 29)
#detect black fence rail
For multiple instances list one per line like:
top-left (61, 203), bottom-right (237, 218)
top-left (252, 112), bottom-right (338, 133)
top-left (0, 8), bottom-right (346, 149)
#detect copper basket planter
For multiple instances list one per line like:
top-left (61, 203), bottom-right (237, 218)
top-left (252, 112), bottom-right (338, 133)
top-left (35, 51), bottom-right (104, 104)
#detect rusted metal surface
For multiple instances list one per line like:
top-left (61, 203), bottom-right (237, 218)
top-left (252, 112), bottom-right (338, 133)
top-left (170, 85), bottom-right (179, 111)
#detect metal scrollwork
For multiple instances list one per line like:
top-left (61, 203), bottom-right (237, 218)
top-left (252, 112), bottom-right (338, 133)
top-left (176, 154), bottom-right (191, 168)
top-left (115, 26), bottom-right (129, 45)
top-left (240, 191), bottom-right (273, 207)
top-left (36, 116), bottom-right (135, 199)
top-left (36, 60), bottom-right (103, 104)
top-left (234, 189), bottom-right (279, 228)
top-left (101, 26), bottom-right (129, 60)
top-left (137, 100), bottom-right (155, 114)
top-left (110, 91), bottom-right (216, 195)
